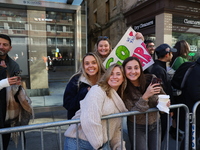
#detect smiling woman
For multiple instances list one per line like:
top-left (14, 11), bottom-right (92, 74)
top-left (63, 52), bottom-right (105, 119)
top-left (64, 63), bottom-right (128, 150)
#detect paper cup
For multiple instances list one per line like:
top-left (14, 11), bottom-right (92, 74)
top-left (157, 95), bottom-right (170, 113)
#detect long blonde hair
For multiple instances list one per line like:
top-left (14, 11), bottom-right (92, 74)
top-left (98, 63), bottom-right (127, 98)
top-left (70, 52), bottom-right (106, 84)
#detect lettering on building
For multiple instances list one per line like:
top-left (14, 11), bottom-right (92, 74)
top-left (23, 1), bottom-right (42, 5)
top-left (134, 20), bottom-right (155, 31)
top-left (184, 19), bottom-right (200, 26)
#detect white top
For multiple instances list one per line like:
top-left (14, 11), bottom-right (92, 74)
top-left (0, 78), bottom-right (10, 90)
top-left (64, 85), bottom-right (128, 150)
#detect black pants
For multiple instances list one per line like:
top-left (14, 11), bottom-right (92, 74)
top-left (160, 113), bottom-right (168, 141)
top-left (2, 133), bottom-right (11, 150)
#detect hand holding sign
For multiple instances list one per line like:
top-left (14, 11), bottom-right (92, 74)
top-left (103, 27), bottom-right (154, 70)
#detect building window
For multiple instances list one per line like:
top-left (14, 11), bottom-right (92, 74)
top-left (106, 0), bottom-right (110, 22)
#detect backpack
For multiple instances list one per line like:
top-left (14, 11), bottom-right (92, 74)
top-left (171, 61), bottom-right (196, 95)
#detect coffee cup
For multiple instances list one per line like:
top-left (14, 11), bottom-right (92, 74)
top-left (157, 95), bottom-right (170, 113)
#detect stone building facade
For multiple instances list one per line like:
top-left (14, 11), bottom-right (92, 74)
top-left (86, 0), bottom-right (200, 61)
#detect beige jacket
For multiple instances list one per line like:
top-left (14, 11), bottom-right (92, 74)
top-left (64, 85), bottom-right (128, 150)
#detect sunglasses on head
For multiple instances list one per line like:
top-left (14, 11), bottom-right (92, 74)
top-left (98, 36), bottom-right (109, 40)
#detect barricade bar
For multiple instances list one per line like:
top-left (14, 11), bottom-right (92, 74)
top-left (0, 104), bottom-right (190, 150)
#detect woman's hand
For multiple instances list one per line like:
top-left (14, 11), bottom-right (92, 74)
top-left (142, 83), bottom-right (161, 100)
top-left (135, 32), bottom-right (144, 41)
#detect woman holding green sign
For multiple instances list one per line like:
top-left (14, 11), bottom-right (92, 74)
top-left (95, 33), bottom-right (144, 62)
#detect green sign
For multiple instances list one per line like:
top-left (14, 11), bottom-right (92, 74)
top-left (188, 52), bottom-right (196, 56)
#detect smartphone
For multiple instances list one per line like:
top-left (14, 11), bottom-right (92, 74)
top-left (151, 77), bottom-right (162, 85)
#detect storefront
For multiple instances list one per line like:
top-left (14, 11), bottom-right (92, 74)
top-left (0, 0), bottom-right (86, 95)
top-left (124, 0), bottom-right (200, 61)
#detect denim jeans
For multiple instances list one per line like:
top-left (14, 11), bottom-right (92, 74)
top-left (64, 137), bottom-right (111, 150)
top-left (127, 119), bottom-right (161, 150)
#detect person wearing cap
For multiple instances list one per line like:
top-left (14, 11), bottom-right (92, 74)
top-left (149, 43), bottom-right (177, 142)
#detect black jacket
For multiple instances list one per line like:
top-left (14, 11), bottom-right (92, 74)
top-left (150, 60), bottom-right (174, 104)
top-left (63, 73), bottom-right (91, 119)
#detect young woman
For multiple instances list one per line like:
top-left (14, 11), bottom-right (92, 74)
top-left (63, 52), bottom-right (106, 119)
top-left (95, 33), bottom-right (144, 62)
top-left (64, 64), bottom-right (128, 150)
top-left (94, 36), bottom-right (112, 62)
top-left (122, 57), bottom-right (168, 150)
top-left (170, 40), bottom-right (190, 70)
top-left (169, 40), bottom-right (190, 140)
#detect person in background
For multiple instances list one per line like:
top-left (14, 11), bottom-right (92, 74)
top-left (64, 64), bottom-right (128, 150)
top-left (169, 40), bottom-right (190, 141)
top-left (0, 34), bottom-right (21, 150)
top-left (122, 57), bottom-right (167, 150)
top-left (170, 40), bottom-right (190, 70)
top-left (144, 39), bottom-right (156, 60)
top-left (172, 57), bottom-right (200, 150)
top-left (63, 52), bottom-right (106, 119)
top-left (150, 43), bottom-right (177, 142)
top-left (144, 39), bottom-right (156, 74)
top-left (94, 33), bottom-right (144, 62)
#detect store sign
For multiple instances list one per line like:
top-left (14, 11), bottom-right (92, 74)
top-left (134, 19), bottom-right (155, 31)
top-left (103, 27), bottom-right (154, 70)
top-left (173, 16), bottom-right (200, 27)
top-left (184, 19), bottom-right (200, 26)
top-left (23, 0), bottom-right (42, 5)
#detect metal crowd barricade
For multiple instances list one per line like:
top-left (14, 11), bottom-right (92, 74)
top-left (191, 101), bottom-right (200, 150)
top-left (0, 104), bottom-right (189, 150)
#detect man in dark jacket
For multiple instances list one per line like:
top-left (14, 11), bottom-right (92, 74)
top-left (150, 43), bottom-right (177, 141)
top-left (176, 57), bottom-right (200, 150)
top-left (0, 34), bottom-right (21, 150)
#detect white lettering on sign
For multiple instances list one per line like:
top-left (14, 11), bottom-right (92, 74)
top-left (34, 18), bottom-right (53, 22)
top-left (184, 19), bottom-right (200, 26)
top-left (134, 20), bottom-right (154, 31)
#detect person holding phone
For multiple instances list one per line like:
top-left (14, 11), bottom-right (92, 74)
top-left (122, 57), bottom-right (168, 150)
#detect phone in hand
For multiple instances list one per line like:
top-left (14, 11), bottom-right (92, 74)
top-left (151, 77), bottom-right (162, 86)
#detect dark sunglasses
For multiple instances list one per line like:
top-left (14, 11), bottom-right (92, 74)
top-left (147, 45), bottom-right (155, 48)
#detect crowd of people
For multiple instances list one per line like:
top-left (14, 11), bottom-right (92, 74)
top-left (62, 33), bottom-right (200, 150)
top-left (1, 32), bottom-right (198, 150)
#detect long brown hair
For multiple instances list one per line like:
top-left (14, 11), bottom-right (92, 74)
top-left (98, 63), bottom-right (126, 98)
top-left (170, 40), bottom-right (190, 66)
top-left (69, 52), bottom-right (106, 85)
top-left (122, 57), bottom-right (146, 93)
